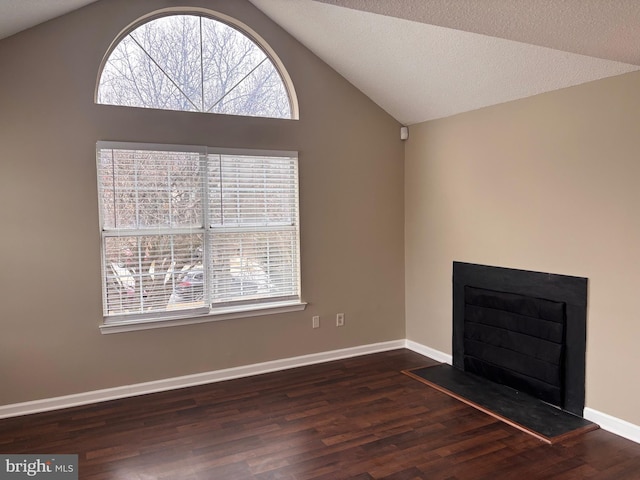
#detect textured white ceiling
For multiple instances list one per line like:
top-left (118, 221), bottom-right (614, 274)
top-left (315, 0), bottom-right (640, 66)
top-left (0, 0), bottom-right (97, 40)
top-left (250, 0), bottom-right (639, 124)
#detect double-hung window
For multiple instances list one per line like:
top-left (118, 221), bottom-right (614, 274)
top-left (97, 142), bottom-right (302, 331)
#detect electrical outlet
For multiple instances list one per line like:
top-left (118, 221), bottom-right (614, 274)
top-left (336, 313), bottom-right (345, 327)
top-left (312, 316), bottom-right (320, 329)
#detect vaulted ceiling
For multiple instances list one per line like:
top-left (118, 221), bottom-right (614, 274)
top-left (2, 0), bottom-right (639, 124)
top-left (249, 0), bottom-right (640, 124)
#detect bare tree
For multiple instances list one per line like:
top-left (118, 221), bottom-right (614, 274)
top-left (98, 14), bottom-right (290, 118)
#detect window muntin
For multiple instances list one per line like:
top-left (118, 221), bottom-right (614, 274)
top-left (97, 143), bottom-right (300, 322)
top-left (97, 14), bottom-right (292, 119)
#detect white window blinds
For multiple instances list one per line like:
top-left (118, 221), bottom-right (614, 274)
top-left (208, 154), bottom-right (300, 306)
top-left (97, 143), bottom-right (300, 321)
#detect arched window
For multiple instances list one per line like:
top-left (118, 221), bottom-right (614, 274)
top-left (97, 13), bottom-right (294, 119)
top-left (95, 11), bottom-right (304, 333)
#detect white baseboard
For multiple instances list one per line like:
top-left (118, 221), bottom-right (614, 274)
top-left (3, 338), bottom-right (638, 446)
top-left (584, 408), bottom-right (640, 444)
top-left (0, 340), bottom-right (405, 419)
top-left (405, 339), bottom-right (452, 364)
top-left (405, 340), bottom-right (640, 446)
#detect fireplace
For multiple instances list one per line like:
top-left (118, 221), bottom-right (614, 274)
top-left (452, 262), bottom-right (587, 416)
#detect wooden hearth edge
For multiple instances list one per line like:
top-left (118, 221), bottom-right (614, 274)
top-left (402, 366), bottom-right (599, 445)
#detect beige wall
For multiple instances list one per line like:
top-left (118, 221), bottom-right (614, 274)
top-left (0, 0), bottom-right (405, 405)
top-left (405, 71), bottom-right (640, 426)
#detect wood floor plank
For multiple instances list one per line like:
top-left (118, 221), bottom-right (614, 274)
top-left (1, 349), bottom-right (639, 479)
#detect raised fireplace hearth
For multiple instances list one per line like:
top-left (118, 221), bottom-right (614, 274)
top-left (453, 262), bottom-right (588, 416)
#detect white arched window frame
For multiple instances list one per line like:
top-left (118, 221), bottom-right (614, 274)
top-left (95, 10), bottom-right (304, 333)
top-left (95, 8), bottom-right (299, 119)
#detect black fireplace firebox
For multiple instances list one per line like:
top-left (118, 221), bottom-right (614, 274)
top-left (453, 262), bottom-right (588, 416)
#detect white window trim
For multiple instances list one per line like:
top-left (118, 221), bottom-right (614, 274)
top-left (97, 141), bottom-right (297, 159)
top-left (97, 141), bottom-right (304, 333)
top-left (100, 300), bottom-right (307, 334)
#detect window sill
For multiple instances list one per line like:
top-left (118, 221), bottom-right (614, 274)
top-left (99, 300), bottom-right (307, 334)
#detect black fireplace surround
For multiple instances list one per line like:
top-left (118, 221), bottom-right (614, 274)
top-left (453, 262), bottom-right (587, 416)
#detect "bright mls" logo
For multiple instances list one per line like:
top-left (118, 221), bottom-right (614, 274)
top-left (0, 455), bottom-right (77, 480)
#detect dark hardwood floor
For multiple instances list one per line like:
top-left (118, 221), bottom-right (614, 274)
top-left (1, 349), bottom-right (639, 479)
